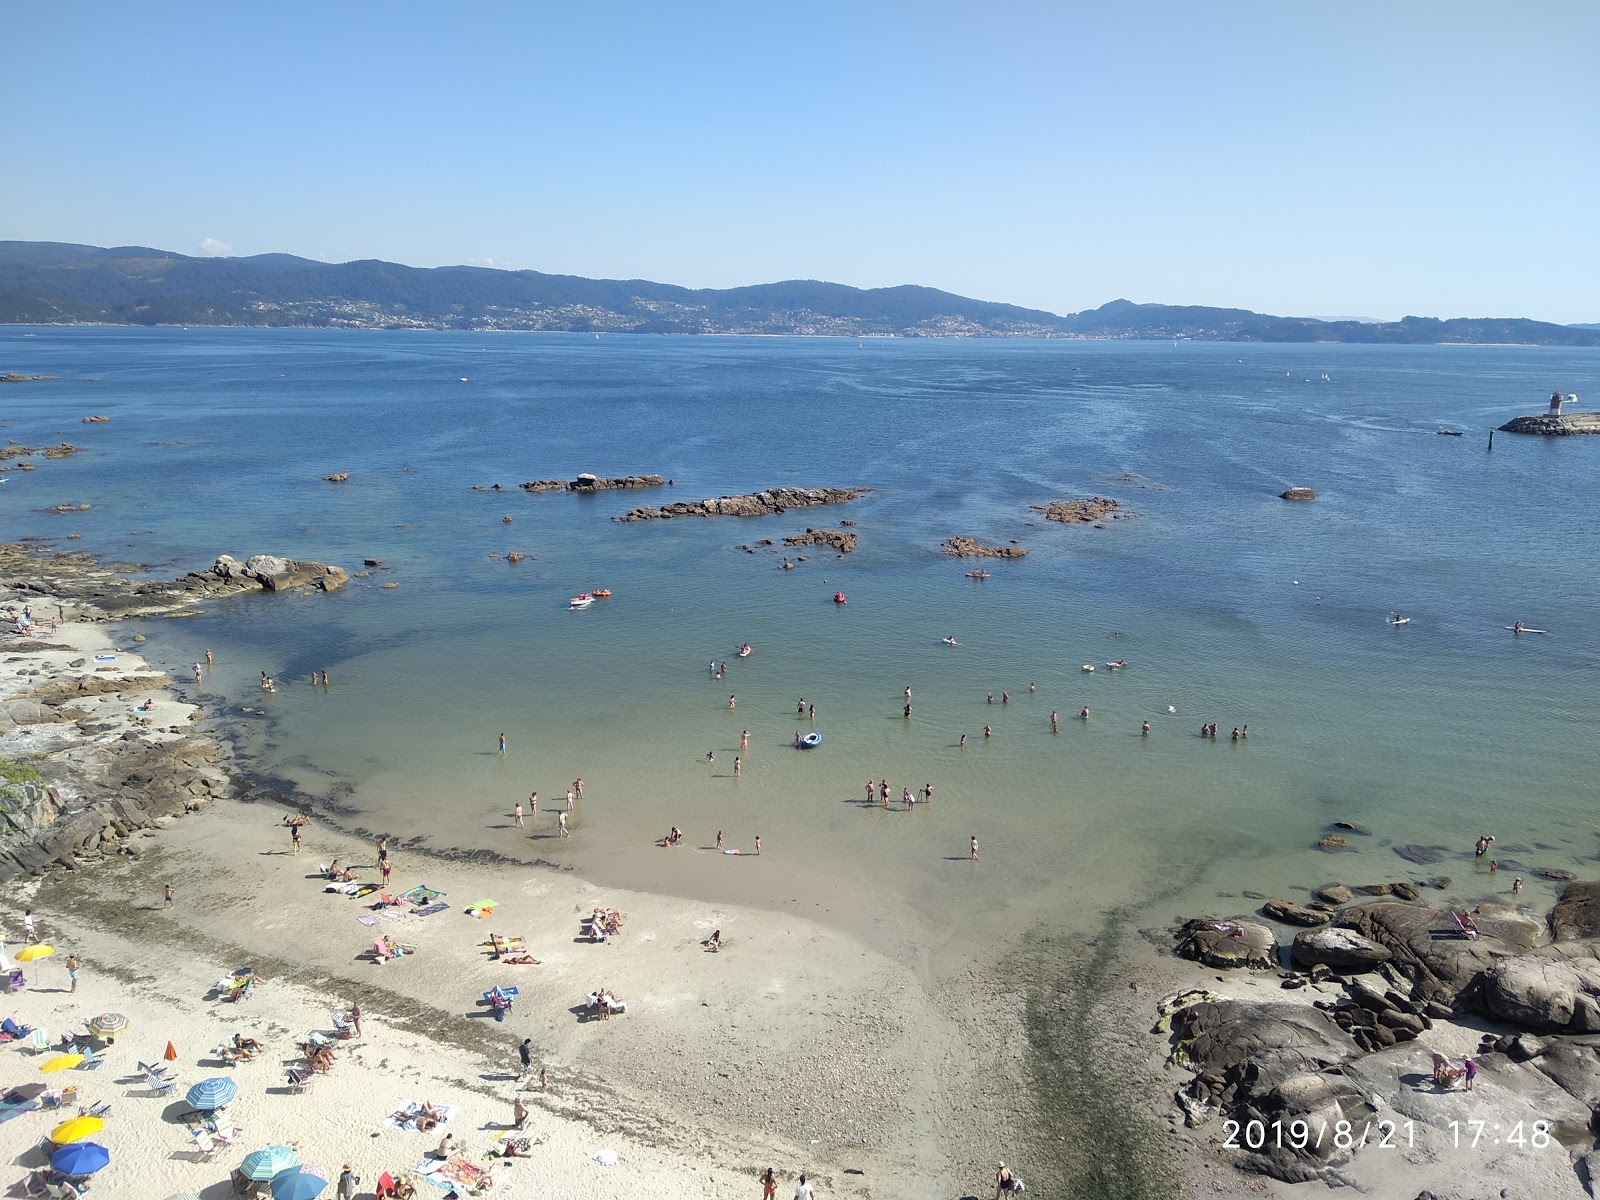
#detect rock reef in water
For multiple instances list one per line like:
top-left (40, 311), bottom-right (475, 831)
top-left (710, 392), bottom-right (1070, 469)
top-left (782, 528), bottom-right (857, 555)
top-left (1280, 486), bottom-right (1317, 501)
top-left (616, 486), bottom-right (867, 522)
top-left (941, 536), bottom-right (1026, 559)
top-left (521, 473), bottom-right (666, 493)
top-left (1032, 496), bottom-right (1124, 523)
top-left (139, 554), bottom-right (350, 600)
top-left (1498, 412), bottom-right (1600, 435)
top-left (0, 443), bottom-right (77, 461)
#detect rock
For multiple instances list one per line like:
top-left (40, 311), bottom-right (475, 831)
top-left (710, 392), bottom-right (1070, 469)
top-left (1391, 882), bottom-right (1421, 901)
top-left (382, 581), bottom-right (399, 589)
top-left (1330, 821), bottom-right (1372, 836)
top-left (1553, 881), bottom-right (1600, 941)
top-left (1482, 941), bottom-right (1600, 1031)
top-left (1175, 918), bottom-right (1280, 970)
top-left (1280, 487), bottom-right (1317, 501)
top-left (782, 528), bottom-right (858, 554)
top-left (363, 558), bottom-right (383, 567)
top-left (940, 536), bottom-right (1026, 559)
top-left (322, 472), bottom-right (349, 482)
top-left (1334, 901), bottom-right (1536, 1007)
top-left (568, 473), bottom-right (665, 492)
top-left (45, 504), bottom-right (92, 514)
top-left (1354, 883), bottom-right (1393, 896)
top-left (1314, 884), bottom-right (1353, 905)
top-left (1032, 497), bottom-right (1123, 524)
top-left (505, 552), bottom-right (526, 562)
top-left (1393, 844), bottom-right (1444, 865)
top-left (1542, 868), bottom-right (1577, 881)
top-left (1263, 899), bottom-right (1331, 927)
top-left (1292, 927), bottom-right (1392, 970)
top-left (1316, 834), bottom-right (1351, 852)
top-left (618, 486), bottom-right (866, 522)
top-left (1430, 877), bottom-right (1451, 890)
top-left (81, 415), bottom-right (110, 423)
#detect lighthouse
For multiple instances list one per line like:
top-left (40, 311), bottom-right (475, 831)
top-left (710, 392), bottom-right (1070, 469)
top-left (1550, 390), bottom-right (1565, 415)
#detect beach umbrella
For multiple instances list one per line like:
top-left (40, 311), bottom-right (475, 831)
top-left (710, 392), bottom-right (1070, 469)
top-left (239, 1145), bottom-right (299, 1180)
top-left (87, 1013), bottom-right (128, 1037)
top-left (16, 945), bottom-right (54, 962)
top-left (269, 1166), bottom-right (329, 1200)
top-left (51, 1141), bottom-right (110, 1176)
top-left (163, 1040), bottom-right (178, 1062)
top-left (185, 1076), bottom-right (237, 1110)
top-left (50, 1115), bottom-right (104, 1144)
top-left (39, 1054), bottom-right (83, 1073)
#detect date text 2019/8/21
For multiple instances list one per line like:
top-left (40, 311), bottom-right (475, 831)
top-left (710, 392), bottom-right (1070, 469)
top-left (1221, 1119), bottom-right (1555, 1152)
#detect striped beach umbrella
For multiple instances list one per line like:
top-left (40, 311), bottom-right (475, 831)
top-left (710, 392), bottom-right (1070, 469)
top-left (51, 1141), bottom-right (110, 1176)
top-left (50, 1115), bottom-right (104, 1144)
top-left (239, 1145), bottom-right (299, 1180)
top-left (39, 1054), bottom-right (83, 1073)
top-left (269, 1166), bottom-right (329, 1200)
top-left (87, 1013), bottom-right (128, 1037)
top-left (185, 1076), bottom-right (238, 1110)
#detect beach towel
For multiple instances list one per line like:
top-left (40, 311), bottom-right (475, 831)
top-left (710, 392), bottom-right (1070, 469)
top-left (0, 1098), bottom-right (38, 1123)
top-left (357, 916), bottom-right (378, 927)
top-left (325, 880), bottom-right (361, 895)
top-left (400, 885), bottom-right (443, 905)
top-left (378, 911), bottom-right (408, 923)
top-left (386, 1100), bottom-right (457, 1131)
top-left (464, 899), bottom-right (498, 917)
top-left (415, 902), bottom-right (449, 918)
top-left (435, 1156), bottom-right (494, 1191)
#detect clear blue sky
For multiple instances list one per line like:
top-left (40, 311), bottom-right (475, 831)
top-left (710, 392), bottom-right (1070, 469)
top-left (4, 2), bottom-right (1596, 322)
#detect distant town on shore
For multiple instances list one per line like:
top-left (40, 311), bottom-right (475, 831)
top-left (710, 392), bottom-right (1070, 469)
top-left (2, 240), bottom-right (1596, 345)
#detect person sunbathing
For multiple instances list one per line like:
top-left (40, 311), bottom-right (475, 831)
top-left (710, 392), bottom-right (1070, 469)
top-left (500, 953), bottom-right (540, 965)
top-left (219, 1045), bottom-right (253, 1064)
top-left (499, 1139), bottom-right (527, 1158)
top-left (416, 1102), bottom-right (443, 1133)
top-left (232, 1034), bottom-right (261, 1051)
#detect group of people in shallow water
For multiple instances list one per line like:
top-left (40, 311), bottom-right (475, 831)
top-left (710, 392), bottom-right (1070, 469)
top-left (866, 778), bottom-right (934, 809)
top-left (1199, 723), bottom-right (1248, 741)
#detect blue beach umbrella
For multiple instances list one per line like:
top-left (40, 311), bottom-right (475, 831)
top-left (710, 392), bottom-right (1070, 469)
top-left (185, 1076), bottom-right (238, 1111)
top-left (240, 1145), bottom-right (299, 1180)
top-left (269, 1166), bottom-right (329, 1200)
top-left (51, 1141), bottom-right (110, 1176)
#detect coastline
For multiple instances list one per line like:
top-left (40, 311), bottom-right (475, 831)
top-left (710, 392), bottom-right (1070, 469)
top-left (1, 571), bottom-right (1201, 1199)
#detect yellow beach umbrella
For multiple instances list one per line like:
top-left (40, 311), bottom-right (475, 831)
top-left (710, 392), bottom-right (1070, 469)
top-left (16, 944), bottom-right (55, 962)
top-left (50, 1115), bottom-right (104, 1144)
top-left (40, 1054), bottom-right (84, 1073)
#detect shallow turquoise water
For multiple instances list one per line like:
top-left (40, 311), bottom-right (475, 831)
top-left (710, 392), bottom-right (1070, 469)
top-left (4, 328), bottom-right (1597, 959)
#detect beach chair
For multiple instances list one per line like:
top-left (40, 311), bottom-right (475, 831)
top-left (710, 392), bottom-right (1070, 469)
top-left (75, 1049), bottom-right (104, 1071)
top-left (29, 1028), bottom-right (49, 1054)
top-left (146, 1072), bottom-right (176, 1097)
top-left (78, 1101), bottom-right (110, 1119)
top-left (331, 1012), bottom-right (356, 1038)
top-left (286, 1066), bottom-right (313, 1092)
top-left (191, 1129), bottom-right (222, 1159)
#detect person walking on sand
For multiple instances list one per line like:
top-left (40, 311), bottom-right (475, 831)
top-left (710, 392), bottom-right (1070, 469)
top-left (970, 835), bottom-right (979, 860)
top-left (348, 1001), bottom-right (362, 1036)
top-left (513, 801), bottom-right (524, 827)
top-left (498, 732), bottom-right (506, 753)
top-left (291, 822), bottom-right (302, 854)
top-left (754, 835), bottom-right (762, 856)
top-left (793, 1172), bottom-right (815, 1200)
top-left (866, 780), bottom-right (874, 805)
top-left (513, 1095), bottom-right (529, 1129)
top-left (66, 953), bottom-right (79, 993)
top-left (23, 910), bottom-right (37, 944)
top-left (517, 1037), bottom-right (533, 1080)
top-left (1464, 1057), bottom-right (1478, 1090)
top-left (716, 830), bottom-right (723, 850)
top-left (573, 777), bottom-right (584, 800)
top-left (995, 1162), bottom-right (1019, 1197)
top-left (558, 812), bottom-right (569, 838)
top-left (163, 883), bottom-right (174, 910)
top-left (566, 788), bottom-right (575, 813)
top-left (337, 1165), bottom-right (357, 1200)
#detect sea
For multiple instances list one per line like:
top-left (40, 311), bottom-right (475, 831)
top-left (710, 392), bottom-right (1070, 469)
top-left (3, 327), bottom-right (1597, 980)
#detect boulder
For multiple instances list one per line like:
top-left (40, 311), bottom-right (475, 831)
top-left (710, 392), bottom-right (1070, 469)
top-left (1334, 902), bottom-right (1535, 1006)
top-left (1280, 487), bottom-right (1317, 501)
top-left (1316, 834), bottom-right (1351, 852)
top-left (322, 472), bottom-right (349, 482)
top-left (1292, 927), bottom-right (1392, 970)
top-left (1263, 898), bottom-right (1331, 927)
top-left (1482, 941), bottom-right (1600, 1031)
top-left (1553, 881), bottom-right (1600, 941)
top-left (1314, 884), bottom-right (1353, 905)
top-left (1175, 918), bottom-right (1280, 970)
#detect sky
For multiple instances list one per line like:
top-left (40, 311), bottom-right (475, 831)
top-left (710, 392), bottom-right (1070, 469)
top-left (4, 2), bottom-right (1597, 323)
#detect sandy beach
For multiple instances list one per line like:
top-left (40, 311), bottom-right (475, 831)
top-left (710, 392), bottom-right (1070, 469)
top-left (1, 599), bottom-right (1128, 1199)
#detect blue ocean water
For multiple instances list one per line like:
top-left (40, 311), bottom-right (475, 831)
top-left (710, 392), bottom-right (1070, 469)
top-left (3, 328), bottom-right (1596, 959)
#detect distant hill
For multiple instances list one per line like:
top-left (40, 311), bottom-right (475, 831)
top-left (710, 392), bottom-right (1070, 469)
top-left (1, 241), bottom-right (1596, 345)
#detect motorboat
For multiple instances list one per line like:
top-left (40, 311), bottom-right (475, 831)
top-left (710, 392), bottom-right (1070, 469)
top-left (1436, 429), bottom-right (1464, 437)
top-left (965, 570), bottom-right (991, 579)
top-left (1081, 664), bottom-right (1095, 672)
top-left (569, 593), bottom-right (593, 609)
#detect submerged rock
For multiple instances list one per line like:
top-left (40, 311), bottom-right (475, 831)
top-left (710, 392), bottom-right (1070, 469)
top-left (1552, 881), bottom-right (1600, 941)
top-left (618, 486), bottom-right (866, 521)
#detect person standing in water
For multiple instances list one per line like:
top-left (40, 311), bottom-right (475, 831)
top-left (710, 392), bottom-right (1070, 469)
top-left (754, 835), bottom-right (761, 855)
top-left (1050, 711), bottom-right (1059, 732)
top-left (741, 731), bottom-right (749, 750)
top-left (734, 756), bottom-right (741, 776)
top-left (970, 835), bottom-right (979, 861)
top-left (499, 732), bottom-right (506, 753)
top-left (513, 801), bottom-right (524, 828)
top-left (558, 812), bottom-right (569, 838)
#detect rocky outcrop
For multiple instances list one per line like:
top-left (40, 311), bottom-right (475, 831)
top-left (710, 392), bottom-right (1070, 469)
top-left (1279, 487), bottom-right (1316, 501)
top-left (1482, 942), bottom-right (1600, 1031)
top-left (569, 473), bottom-right (665, 492)
top-left (1175, 918), bottom-right (1280, 970)
top-left (0, 374), bottom-right (55, 383)
top-left (322, 472), bottom-right (349, 482)
top-left (1499, 412), bottom-right (1600, 435)
top-left (0, 443), bottom-right (77, 461)
top-left (1553, 881), bottom-right (1600, 941)
top-left (617, 487), bottom-right (867, 522)
top-left (782, 528), bottom-right (857, 555)
top-left (1333, 901), bottom-right (1540, 1007)
top-left (1032, 497), bottom-right (1124, 524)
top-left (1291, 926), bottom-right (1392, 970)
top-left (941, 537), bottom-right (1026, 559)
top-left (138, 554), bottom-right (350, 600)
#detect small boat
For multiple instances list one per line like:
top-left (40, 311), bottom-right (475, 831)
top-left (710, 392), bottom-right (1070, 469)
top-left (833, 592), bottom-right (847, 605)
top-left (941, 636), bottom-right (960, 646)
top-left (965, 570), bottom-right (991, 580)
top-left (590, 589), bottom-right (612, 598)
top-left (1081, 664), bottom-right (1095, 673)
top-left (1436, 428), bottom-right (1464, 437)
top-left (1388, 611), bottom-right (1409, 626)
top-left (737, 644), bottom-right (753, 658)
top-left (798, 732), bottom-right (822, 748)
top-left (1105, 660), bottom-right (1128, 670)
top-left (569, 593), bottom-right (593, 609)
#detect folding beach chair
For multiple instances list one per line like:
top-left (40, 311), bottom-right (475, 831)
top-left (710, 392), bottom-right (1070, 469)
top-left (29, 1028), bottom-right (49, 1054)
top-left (191, 1129), bottom-right (222, 1159)
top-left (286, 1066), bottom-right (314, 1092)
top-left (146, 1072), bottom-right (176, 1097)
